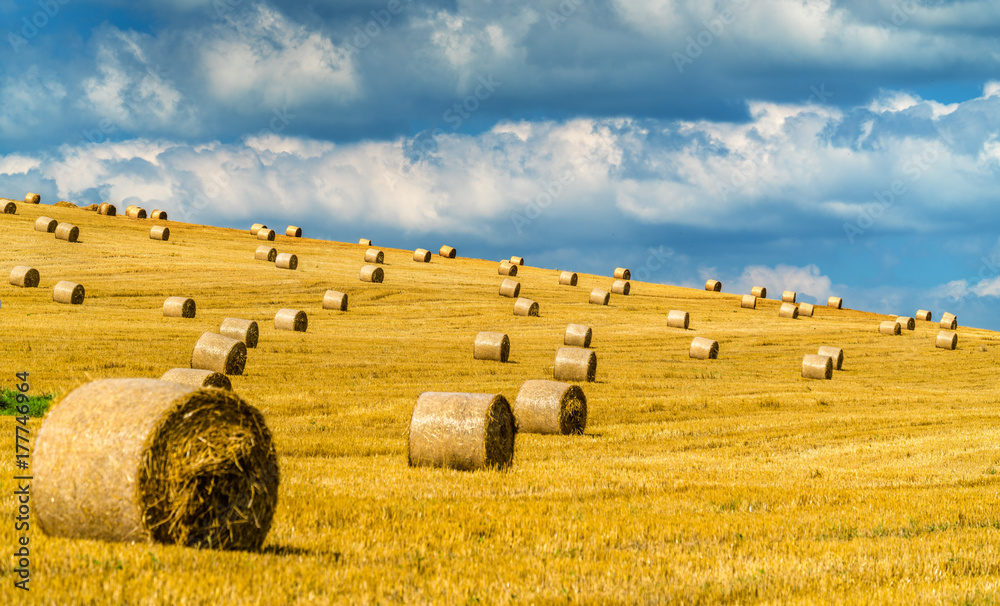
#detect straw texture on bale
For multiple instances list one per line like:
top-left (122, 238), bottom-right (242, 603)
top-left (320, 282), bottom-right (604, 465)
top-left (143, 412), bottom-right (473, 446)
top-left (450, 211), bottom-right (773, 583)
top-left (360, 265), bottom-right (384, 283)
top-left (741, 295), bottom-right (757, 309)
top-left (53, 281), bottom-right (84, 305)
top-left (689, 337), bottom-right (719, 360)
top-left (439, 245), bottom-right (457, 258)
top-left (799, 303), bottom-right (815, 317)
top-left (667, 310), bottom-right (690, 329)
top-left (705, 279), bottom-right (722, 292)
top-left (879, 320), bottom-right (901, 335)
top-left (25, 192), bottom-right (40, 204)
top-left (150, 210), bottom-right (167, 220)
top-left (322, 291), bottom-right (348, 311)
top-left (828, 296), bottom-right (843, 309)
top-left (257, 228), bottom-right (276, 241)
top-left (55, 201), bottom-right (77, 208)
top-left (612, 280), bottom-right (630, 295)
top-left (150, 226), bottom-right (169, 241)
top-left (255, 246), bottom-right (277, 262)
top-left (510, 256), bottom-right (524, 265)
top-left (9, 266), bottom-right (39, 288)
top-left (897, 316), bottom-right (915, 330)
top-left (940, 313), bottom-right (957, 329)
top-left (559, 271), bottom-right (578, 286)
top-left (413, 248), bottom-right (431, 263)
top-left (35, 216), bottom-right (57, 232)
top-left (589, 289), bottom-right (610, 305)
top-left (513, 298), bottom-right (539, 317)
top-left (82, 204), bottom-right (99, 211)
top-left (55, 223), bottom-right (79, 242)
top-left (554, 347), bottom-right (597, 382)
top-left (565, 324), bottom-right (592, 348)
top-left (191, 332), bottom-right (246, 375)
top-left (408, 392), bottom-right (515, 471)
top-left (160, 368), bottom-right (232, 391)
top-left (98, 203), bottom-right (117, 216)
top-left (250, 223), bottom-right (267, 235)
top-left (126, 205), bottom-right (147, 219)
top-left (32, 379), bottom-right (278, 550)
top-left (751, 286), bottom-right (767, 299)
top-left (614, 268), bottom-right (631, 280)
top-left (779, 303), bottom-right (799, 319)
top-left (802, 354), bottom-right (833, 380)
top-left (274, 309), bottom-right (307, 332)
top-left (499, 279), bottom-right (520, 298)
top-left (473, 332), bottom-right (510, 363)
top-left (358, 238), bottom-right (372, 246)
top-left (817, 346), bottom-right (844, 370)
top-left (163, 297), bottom-right (196, 319)
top-left (916, 309), bottom-right (932, 321)
top-left (782, 291), bottom-right (797, 303)
top-left (498, 261), bottom-right (517, 276)
top-left (936, 331), bottom-right (958, 350)
top-left (285, 226), bottom-right (301, 237)
top-left (275, 253), bottom-right (297, 270)
top-left (364, 248), bottom-right (384, 264)
top-left (513, 380), bottom-right (587, 435)
top-left (220, 318), bottom-right (259, 348)
top-left (3, 201), bottom-right (15, 214)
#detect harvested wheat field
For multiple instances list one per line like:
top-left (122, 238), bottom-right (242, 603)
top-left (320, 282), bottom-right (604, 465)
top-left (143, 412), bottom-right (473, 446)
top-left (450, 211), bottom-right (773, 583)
top-left (1, 203), bottom-right (999, 605)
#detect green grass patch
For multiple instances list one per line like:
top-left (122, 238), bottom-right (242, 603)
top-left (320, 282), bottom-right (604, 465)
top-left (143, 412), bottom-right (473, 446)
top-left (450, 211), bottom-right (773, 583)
top-left (0, 388), bottom-right (56, 417)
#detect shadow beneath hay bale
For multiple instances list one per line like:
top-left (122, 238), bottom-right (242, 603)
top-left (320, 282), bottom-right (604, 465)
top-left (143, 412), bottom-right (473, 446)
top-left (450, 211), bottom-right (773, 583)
top-left (261, 544), bottom-right (318, 557)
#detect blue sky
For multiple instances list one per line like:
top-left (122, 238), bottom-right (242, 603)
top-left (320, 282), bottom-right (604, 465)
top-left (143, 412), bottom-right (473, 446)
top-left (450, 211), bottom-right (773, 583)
top-left (2, 0), bottom-right (999, 328)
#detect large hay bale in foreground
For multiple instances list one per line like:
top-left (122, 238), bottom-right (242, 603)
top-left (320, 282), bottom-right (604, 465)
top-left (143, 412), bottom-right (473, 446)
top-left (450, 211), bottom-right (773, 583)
top-left (9, 266), bottom-right (39, 288)
top-left (514, 298), bottom-right (539, 317)
top-left (514, 380), bottom-right (587, 435)
top-left (689, 337), bottom-right (719, 360)
top-left (413, 248), bottom-right (431, 263)
top-left (612, 280), bottom-right (630, 295)
top-left (559, 271), bottom-right (578, 286)
top-left (799, 302), bottom-right (815, 317)
top-left (614, 268), bottom-right (631, 280)
top-left (257, 228), bottom-right (276, 241)
top-left (439, 245), bottom-right (457, 258)
top-left (916, 309), bottom-right (932, 322)
top-left (499, 279), bottom-right (520, 298)
top-left (32, 378), bottom-right (278, 550)
top-left (364, 248), bottom-right (384, 264)
top-left (940, 313), bottom-right (958, 330)
top-left (358, 238), bottom-right (372, 246)
top-left (936, 331), bottom-right (958, 350)
top-left (98, 203), bottom-right (117, 216)
top-left (667, 310), bottom-right (690, 329)
top-left (220, 318), bottom-right (259, 348)
top-left (35, 216), bottom-right (57, 232)
top-left (817, 346), bottom-right (844, 370)
top-left (25, 192), bottom-right (40, 204)
top-left (782, 291), bottom-right (797, 303)
top-left (55, 223), bottom-right (79, 242)
top-left (897, 316), bottom-right (915, 331)
top-left (53, 281), bottom-right (84, 305)
top-left (498, 261), bottom-right (517, 276)
top-left (705, 279), bottom-right (721, 292)
top-left (274, 309), bottom-right (307, 332)
top-left (160, 368), bottom-right (232, 391)
top-left (275, 253), bottom-right (297, 270)
top-left (554, 347), bottom-right (597, 382)
top-left (125, 205), bottom-right (147, 219)
top-left (250, 223), bottom-right (267, 235)
top-left (285, 226), bottom-right (301, 237)
top-left (150, 209), bottom-right (167, 220)
top-left (474, 332), bottom-right (509, 362)
top-left (751, 286), bottom-right (767, 299)
top-left (255, 246), bottom-right (277, 262)
top-left (879, 320), bottom-right (901, 335)
top-left (408, 392), bottom-right (515, 471)
top-left (191, 333), bottom-right (246, 375)
top-left (150, 226), bottom-right (169, 241)
top-left (510, 256), bottom-right (524, 266)
top-left (3, 201), bottom-right (15, 214)
top-left (163, 297), bottom-right (196, 319)
top-left (322, 291), bottom-right (348, 311)
top-left (589, 289), bottom-right (610, 305)
top-left (802, 354), bottom-right (833, 380)
top-left (565, 324), bottom-right (592, 348)
top-left (779, 303), bottom-right (799, 319)
top-left (360, 265), bottom-right (384, 283)
top-left (828, 296), bottom-right (843, 309)
top-left (741, 295), bottom-right (757, 309)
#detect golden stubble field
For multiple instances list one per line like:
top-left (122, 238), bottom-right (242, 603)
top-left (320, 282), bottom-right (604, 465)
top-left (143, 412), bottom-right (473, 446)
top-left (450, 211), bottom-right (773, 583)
top-left (1, 203), bottom-right (999, 605)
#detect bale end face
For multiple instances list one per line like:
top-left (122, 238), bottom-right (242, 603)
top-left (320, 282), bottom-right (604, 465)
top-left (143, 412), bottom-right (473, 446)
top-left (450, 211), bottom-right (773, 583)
top-left (879, 320), bottom-right (901, 335)
top-left (322, 291), bottom-right (348, 311)
top-left (474, 332), bottom-right (510, 362)
top-left (408, 393), bottom-right (515, 471)
top-left (274, 309), bottom-right (307, 332)
top-left (554, 347), bottom-right (597, 382)
top-left (513, 298), bottom-right (539, 317)
top-left (275, 253), bottom-right (298, 270)
top-left (564, 324), bottom-right (593, 348)
top-left (499, 279), bottom-right (520, 298)
top-left (614, 268), bottom-right (631, 280)
top-left (828, 297), bottom-right (843, 309)
top-left (612, 280), bottom-right (631, 295)
top-left (667, 310), bottom-right (690, 329)
top-left (53, 281), bottom-right (84, 305)
top-left (285, 226), bottom-right (301, 237)
top-left (163, 297), bottom-right (196, 319)
top-left (751, 286), bottom-right (767, 299)
top-left (559, 271), bottom-right (578, 286)
top-left (936, 331), bottom-right (958, 350)
top-left (817, 346), bottom-right (844, 370)
top-left (705, 279), bottom-right (722, 292)
top-left (689, 337), bottom-right (719, 360)
top-left (513, 380), bottom-right (587, 435)
top-left (589, 289), bottom-right (610, 305)
top-left (360, 265), bottom-right (384, 283)
top-left (741, 295), bottom-right (757, 310)
top-left (9, 266), bottom-right (40, 288)
top-left (439, 245), bottom-right (457, 258)
top-left (3, 201), bottom-right (15, 214)
top-left (802, 354), bottom-right (833, 380)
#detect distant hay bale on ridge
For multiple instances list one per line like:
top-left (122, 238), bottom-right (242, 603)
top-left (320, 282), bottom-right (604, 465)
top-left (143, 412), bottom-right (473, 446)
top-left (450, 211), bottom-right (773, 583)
top-left (322, 291), bottom-right (348, 311)
top-left (554, 347), bottom-right (597, 382)
top-left (614, 268), bottom-right (630, 280)
top-left (150, 226), bottom-right (169, 241)
top-left (358, 238), bottom-right (372, 246)
top-left (255, 246), bottom-right (277, 262)
top-left (667, 310), bottom-right (690, 329)
top-left (474, 332), bottom-right (509, 362)
top-left (275, 253), bottom-right (297, 270)
top-left (498, 261), bottom-right (517, 276)
top-left (936, 331), bottom-right (958, 350)
top-left (779, 303), bottom-right (798, 319)
top-left (408, 392), bottom-right (515, 471)
top-left (360, 265), bottom-right (384, 283)
top-left (125, 205), bottom-right (147, 219)
top-left (741, 295), bottom-right (756, 309)
top-left (250, 223), bottom-right (267, 235)
top-left (35, 216), bottom-right (57, 232)
top-left (559, 271), bottom-right (578, 286)
top-left (163, 297), bottom-right (196, 319)
top-left (940, 313), bottom-right (957, 330)
top-left (150, 210), bottom-right (167, 220)
top-left (799, 302), bottom-right (815, 317)
top-left (510, 256), bottom-right (524, 266)
top-left (751, 286), bottom-right (767, 299)
top-left (828, 296), bottom-right (843, 309)
top-left (364, 248), bottom-right (384, 264)
top-left (612, 280), bottom-right (630, 295)
top-left (257, 228), bottom-right (276, 241)
top-left (160, 368), bottom-right (231, 391)
top-left (285, 226), bottom-right (301, 237)
top-left (9, 266), bottom-right (39, 288)
top-left (439, 245), bottom-right (457, 258)
top-left (499, 279), bottom-right (520, 298)
top-left (274, 309), bottom-right (307, 332)
top-left (513, 298), bottom-right (539, 317)
top-left (25, 192), bottom-right (40, 204)
top-left (705, 279), bottom-right (722, 292)
top-left (782, 291), bottom-right (797, 303)
top-left (413, 248), bottom-right (431, 263)
top-left (879, 320), bottom-right (901, 335)
top-left (98, 203), bottom-right (117, 216)
top-left (817, 346), bottom-right (844, 370)
top-left (220, 318), bottom-right (259, 348)
top-left (513, 380), bottom-right (586, 435)
top-left (802, 354), bottom-right (833, 380)
top-left (55, 223), bottom-right (79, 242)
top-left (53, 281), bottom-right (84, 305)
top-left (589, 288), bottom-right (610, 306)
top-left (689, 337), bottom-right (719, 360)
top-left (916, 309), bottom-right (932, 322)
top-left (897, 316), bottom-right (915, 330)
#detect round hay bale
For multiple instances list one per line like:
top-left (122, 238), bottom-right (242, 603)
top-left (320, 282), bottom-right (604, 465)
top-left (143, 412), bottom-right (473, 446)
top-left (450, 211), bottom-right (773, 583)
top-left (358, 238), bottom-right (372, 246)
top-left (667, 310), bottom-right (690, 329)
top-left (32, 378), bottom-right (278, 549)
top-left (98, 203), bottom-right (117, 216)
top-left (408, 392), bottom-right (515, 471)
top-left (779, 303), bottom-right (799, 319)
top-left (879, 320), bottom-right (901, 335)
top-left (275, 253), bottom-right (297, 270)
top-left (439, 245), bottom-right (457, 258)
top-left (828, 296), bottom-right (843, 309)
top-left (513, 380), bottom-right (586, 435)
top-left (220, 318), bottom-right (259, 348)
top-left (802, 354), bottom-right (833, 380)
top-left (191, 332), bottom-right (246, 375)
top-left (35, 216), bottom-right (57, 232)
top-left (897, 316), bottom-right (915, 331)
top-left (513, 298), bottom-right (539, 317)
top-left (936, 331), bottom-right (958, 350)
top-left (150, 209), bottom-right (167, 220)
top-left (125, 205), bottom-right (147, 219)
top-left (614, 268), bottom-right (631, 280)
top-left (498, 261), bottom-right (517, 276)
top-left (705, 279), bottom-right (722, 292)
top-left (55, 201), bottom-right (77, 208)
top-left (274, 309), bottom-right (307, 332)
top-left (364, 248), bottom-right (384, 264)
top-left (81, 204), bottom-right (99, 211)
top-left (782, 291), bottom-right (797, 303)
top-left (9, 266), bottom-right (39, 288)
top-left (285, 226), bottom-right (301, 237)
top-left (510, 256), bottom-right (524, 266)
top-left (25, 192), bottom-right (40, 204)
top-left (589, 289), bottom-right (610, 305)
top-left (3, 201), bottom-right (15, 214)
top-left (799, 302), bottom-right (815, 317)
top-left (554, 347), bottom-right (597, 382)
top-left (689, 337), bottom-right (719, 359)
top-left (413, 248), bottom-right (432, 263)
top-left (163, 297), bottom-right (196, 319)
top-left (741, 294), bottom-right (757, 309)
top-left (817, 346), bottom-right (844, 370)
top-left (360, 265), bottom-right (384, 283)
top-left (255, 246), bottom-right (277, 262)
top-left (150, 226), bottom-right (169, 241)
top-left (55, 223), bottom-right (79, 242)
top-left (160, 368), bottom-right (232, 391)
top-left (940, 313), bottom-right (957, 329)
top-left (916, 309), bottom-right (932, 321)
top-left (612, 280), bottom-right (630, 295)
top-left (499, 279), bottom-right (520, 298)
top-left (250, 223), bottom-right (267, 235)
top-left (751, 286), bottom-right (767, 299)
top-left (257, 228), bottom-right (276, 241)
top-left (474, 332), bottom-right (509, 362)
top-left (322, 291), bottom-right (348, 311)
top-left (53, 281), bottom-right (84, 305)
top-left (559, 271), bottom-right (578, 286)
top-left (564, 324), bottom-right (592, 348)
